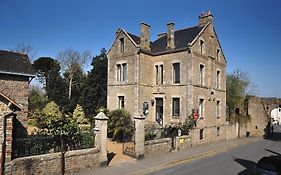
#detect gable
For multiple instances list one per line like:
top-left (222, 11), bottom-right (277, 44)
top-left (107, 29), bottom-right (139, 58)
top-left (191, 24), bottom-right (227, 63)
top-left (0, 92), bottom-right (22, 112)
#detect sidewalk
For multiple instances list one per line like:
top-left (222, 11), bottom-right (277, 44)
top-left (78, 137), bottom-right (260, 175)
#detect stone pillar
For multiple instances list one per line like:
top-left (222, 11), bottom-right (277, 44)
top-left (0, 112), bottom-right (13, 175)
top-left (94, 112), bottom-right (108, 167)
top-left (134, 115), bottom-right (145, 159)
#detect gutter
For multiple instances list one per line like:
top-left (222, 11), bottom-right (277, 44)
top-left (0, 71), bottom-right (35, 78)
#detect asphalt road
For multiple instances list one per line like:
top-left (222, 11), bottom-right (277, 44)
top-left (147, 125), bottom-right (281, 175)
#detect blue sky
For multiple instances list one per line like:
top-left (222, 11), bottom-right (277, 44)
top-left (0, 0), bottom-right (280, 97)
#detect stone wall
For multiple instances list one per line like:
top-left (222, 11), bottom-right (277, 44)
top-left (0, 74), bottom-right (29, 126)
top-left (175, 135), bottom-right (192, 151)
top-left (144, 138), bottom-right (172, 157)
top-left (11, 148), bottom-right (100, 175)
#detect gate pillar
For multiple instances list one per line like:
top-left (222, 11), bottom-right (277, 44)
top-left (94, 111), bottom-right (108, 166)
top-left (134, 115), bottom-right (145, 159)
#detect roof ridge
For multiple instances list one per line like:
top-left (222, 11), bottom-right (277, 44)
top-left (0, 50), bottom-right (28, 57)
top-left (127, 32), bottom-right (140, 38)
top-left (175, 25), bottom-right (200, 32)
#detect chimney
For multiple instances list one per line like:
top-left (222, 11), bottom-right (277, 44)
top-left (199, 11), bottom-right (213, 26)
top-left (140, 22), bottom-right (151, 51)
top-left (166, 22), bottom-right (175, 49)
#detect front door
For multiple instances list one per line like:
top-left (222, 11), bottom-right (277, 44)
top-left (155, 98), bottom-right (163, 126)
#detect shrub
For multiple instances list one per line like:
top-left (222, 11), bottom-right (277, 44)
top-left (145, 131), bottom-right (157, 141)
top-left (107, 109), bottom-right (134, 142)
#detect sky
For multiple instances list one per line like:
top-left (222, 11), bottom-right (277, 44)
top-left (0, 0), bottom-right (280, 98)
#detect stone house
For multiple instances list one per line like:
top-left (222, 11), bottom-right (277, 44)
top-left (0, 50), bottom-right (35, 173)
top-left (107, 11), bottom-right (227, 143)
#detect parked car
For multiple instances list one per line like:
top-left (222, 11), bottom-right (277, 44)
top-left (253, 156), bottom-right (281, 175)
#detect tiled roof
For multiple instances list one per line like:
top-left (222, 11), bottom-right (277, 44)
top-left (0, 50), bottom-right (35, 77)
top-left (127, 25), bottom-right (204, 54)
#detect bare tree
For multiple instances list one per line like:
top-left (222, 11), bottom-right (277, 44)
top-left (57, 48), bottom-right (91, 99)
top-left (11, 41), bottom-right (37, 60)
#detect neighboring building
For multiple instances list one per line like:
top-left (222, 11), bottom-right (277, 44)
top-left (0, 50), bottom-right (35, 172)
top-left (107, 11), bottom-right (227, 143)
top-left (271, 107), bottom-right (281, 125)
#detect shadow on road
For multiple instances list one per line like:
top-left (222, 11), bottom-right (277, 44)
top-left (235, 158), bottom-right (256, 175)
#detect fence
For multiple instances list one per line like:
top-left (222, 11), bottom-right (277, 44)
top-left (12, 132), bottom-right (95, 159)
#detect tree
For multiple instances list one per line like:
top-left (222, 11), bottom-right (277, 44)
top-left (33, 57), bottom-right (68, 110)
top-left (28, 85), bottom-right (47, 118)
top-left (35, 101), bottom-right (80, 175)
top-left (73, 104), bottom-right (88, 125)
top-left (226, 69), bottom-right (251, 117)
top-left (11, 42), bottom-right (36, 60)
top-left (57, 48), bottom-right (91, 99)
top-left (226, 69), bottom-right (254, 137)
top-left (81, 48), bottom-right (107, 118)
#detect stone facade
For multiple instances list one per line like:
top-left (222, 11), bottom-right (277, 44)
top-left (107, 12), bottom-right (227, 144)
top-left (11, 148), bottom-right (100, 175)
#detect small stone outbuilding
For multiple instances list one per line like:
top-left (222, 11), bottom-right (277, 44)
top-left (0, 50), bottom-right (35, 174)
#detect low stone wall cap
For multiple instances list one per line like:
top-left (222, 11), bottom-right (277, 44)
top-left (94, 112), bottom-right (108, 120)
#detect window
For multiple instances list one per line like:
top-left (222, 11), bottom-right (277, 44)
top-left (200, 129), bottom-right (204, 140)
top-left (116, 63), bottom-right (127, 82)
top-left (200, 40), bottom-right (204, 53)
top-left (199, 64), bottom-right (205, 85)
top-left (199, 99), bottom-right (204, 119)
top-left (173, 63), bottom-right (180, 84)
top-left (120, 38), bottom-right (124, 52)
top-left (155, 65), bottom-right (163, 85)
top-left (217, 49), bottom-right (220, 60)
top-left (216, 70), bottom-right (220, 89)
top-left (122, 63), bottom-right (127, 81)
top-left (172, 98), bottom-right (180, 116)
top-left (117, 64), bottom-right (121, 81)
top-left (118, 96), bottom-right (125, 109)
top-left (217, 127), bottom-right (220, 137)
top-left (160, 65), bottom-right (163, 84)
top-left (216, 100), bottom-right (221, 118)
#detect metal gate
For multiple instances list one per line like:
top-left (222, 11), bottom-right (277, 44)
top-left (122, 124), bottom-right (135, 157)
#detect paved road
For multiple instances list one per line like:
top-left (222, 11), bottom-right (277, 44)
top-left (147, 125), bottom-right (281, 175)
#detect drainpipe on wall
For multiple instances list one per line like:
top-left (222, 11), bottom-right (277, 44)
top-left (1, 112), bottom-right (13, 175)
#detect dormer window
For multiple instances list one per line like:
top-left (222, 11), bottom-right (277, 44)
top-left (200, 40), bottom-right (204, 53)
top-left (120, 38), bottom-right (124, 52)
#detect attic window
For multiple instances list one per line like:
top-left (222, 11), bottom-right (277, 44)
top-left (200, 40), bottom-right (204, 53)
top-left (120, 38), bottom-right (124, 52)
top-left (217, 49), bottom-right (220, 60)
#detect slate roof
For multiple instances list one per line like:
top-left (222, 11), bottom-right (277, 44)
top-left (0, 50), bottom-right (35, 77)
top-left (127, 25), bottom-right (204, 54)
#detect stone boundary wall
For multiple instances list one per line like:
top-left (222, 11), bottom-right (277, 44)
top-left (144, 138), bottom-right (172, 157)
top-left (11, 147), bottom-right (99, 175)
top-left (175, 135), bottom-right (192, 151)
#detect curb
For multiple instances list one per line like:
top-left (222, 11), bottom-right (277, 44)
top-left (131, 139), bottom-right (257, 175)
